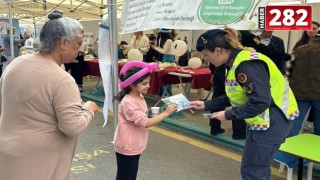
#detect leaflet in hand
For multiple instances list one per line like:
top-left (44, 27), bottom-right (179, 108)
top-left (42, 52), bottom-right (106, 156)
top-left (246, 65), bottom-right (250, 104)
top-left (161, 93), bottom-right (193, 112)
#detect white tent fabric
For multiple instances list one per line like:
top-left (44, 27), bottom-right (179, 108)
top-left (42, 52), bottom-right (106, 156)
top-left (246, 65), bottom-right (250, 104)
top-left (1, 0), bottom-right (319, 25)
top-left (98, 23), bottom-right (113, 127)
top-left (0, 0), bottom-right (123, 24)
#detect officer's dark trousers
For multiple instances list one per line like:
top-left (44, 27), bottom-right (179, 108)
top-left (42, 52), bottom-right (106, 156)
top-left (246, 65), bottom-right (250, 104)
top-left (241, 131), bottom-right (280, 180)
top-left (240, 106), bottom-right (292, 180)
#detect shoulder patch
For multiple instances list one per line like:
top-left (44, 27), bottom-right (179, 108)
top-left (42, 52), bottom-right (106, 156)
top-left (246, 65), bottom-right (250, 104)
top-left (237, 73), bottom-right (248, 83)
top-left (244, 83), bottom-right (254, 94)
top-left (253, 37), bottom-right (260, 45)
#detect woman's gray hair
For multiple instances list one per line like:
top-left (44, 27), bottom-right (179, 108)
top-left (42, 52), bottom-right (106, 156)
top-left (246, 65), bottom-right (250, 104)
top-left (40, 12), bottom-right (83, 53)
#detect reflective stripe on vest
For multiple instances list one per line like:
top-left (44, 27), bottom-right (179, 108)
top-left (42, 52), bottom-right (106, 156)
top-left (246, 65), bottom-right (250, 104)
top-left (225, 50), bottom-right (299, 131)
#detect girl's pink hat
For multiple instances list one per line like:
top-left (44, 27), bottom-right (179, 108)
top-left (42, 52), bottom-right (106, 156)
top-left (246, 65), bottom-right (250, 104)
top-left (119, 61), bottom-right (159, 89)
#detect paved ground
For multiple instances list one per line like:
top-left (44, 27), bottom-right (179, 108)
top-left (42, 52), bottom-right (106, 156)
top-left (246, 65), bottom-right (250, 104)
top-left (74, 76), bottom-right (319, 180)
top-left (70, 111), bottom-right (290, 180)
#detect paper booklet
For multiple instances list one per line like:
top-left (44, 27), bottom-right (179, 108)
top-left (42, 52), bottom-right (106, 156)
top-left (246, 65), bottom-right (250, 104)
top-left (161, 93), bottom-right (194, 112)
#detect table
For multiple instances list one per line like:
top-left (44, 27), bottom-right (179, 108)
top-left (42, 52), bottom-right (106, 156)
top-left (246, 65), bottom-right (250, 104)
top-left (84, 59), bottom-right (100, 76)
top-left (84, 61), bottom-right (212, 95)
top-left (148, 67), bottom-right (212, 95)
top-left (150, 67), bottom-right (212, 114)
top-left (84, 60), bottom-right (126, 88)
top-left (279, 133), bottom-right (320, 180)
top-left (84, 60), bottom-right (125, 77)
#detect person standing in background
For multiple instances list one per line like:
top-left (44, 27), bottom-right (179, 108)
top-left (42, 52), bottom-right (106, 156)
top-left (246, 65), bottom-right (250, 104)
top-left (287, 30), bottom-right (320, 137)
top-left (287, 21), bottom-right (320, 78)
top-left (0, 45), bottom-right (6, 77)
top-left (0, 10), bottom-right (98, 180)
top-left (285, 21), bottom-right (320, 134)
top-left (64, 31), bottom-right (87, 92)
top-left (257, 30), bottom-right (286, 74)
top-left (118, 41), bottom-right (128, 59)
top-left (3, 27), bottom-right (29, 62)
top-left (145, 35), bottom-right (159, 62)
top-left (124, 31), bottom-right (149, 60)
top-left (292, 21), bottom-right (320, 51)
top-left (152, 29), bottom-right (175, 63)
top-left (151, 28), bottom-right (175, 96)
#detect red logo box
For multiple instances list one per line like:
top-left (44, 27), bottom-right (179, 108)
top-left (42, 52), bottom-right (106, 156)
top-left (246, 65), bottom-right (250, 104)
top-left (263, 6), bottom-right (312, 30)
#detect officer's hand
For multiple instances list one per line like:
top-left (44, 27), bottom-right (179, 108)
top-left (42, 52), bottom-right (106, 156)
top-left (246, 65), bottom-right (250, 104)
top-left (189, 101), bottom-right (205, 110)
top-left (214, 111), bottom-right (227, 121)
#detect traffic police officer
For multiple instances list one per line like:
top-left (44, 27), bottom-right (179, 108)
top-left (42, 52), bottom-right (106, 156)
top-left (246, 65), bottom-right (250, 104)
top-left (190, 28), bottom-right (299, 180)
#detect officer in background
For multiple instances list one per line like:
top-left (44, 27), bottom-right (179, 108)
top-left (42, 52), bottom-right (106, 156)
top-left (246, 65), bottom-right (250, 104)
top-left (190, 28), bottom-right (298, 179)
top-left (240, 30), bottom-right (291, 67)
top-left (257, 30), bottom-right (286, 74)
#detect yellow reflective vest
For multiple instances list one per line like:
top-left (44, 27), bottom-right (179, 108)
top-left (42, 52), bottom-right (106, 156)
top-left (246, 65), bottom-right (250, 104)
top-left (225, 50), bottom-right (299, 131)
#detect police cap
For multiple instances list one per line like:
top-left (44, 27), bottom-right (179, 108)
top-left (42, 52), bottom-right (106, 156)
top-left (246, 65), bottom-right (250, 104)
top-left (196, 29), bottom-right (223, 51)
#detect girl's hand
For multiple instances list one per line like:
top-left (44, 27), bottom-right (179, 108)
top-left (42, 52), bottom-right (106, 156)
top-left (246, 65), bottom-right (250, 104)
top-left (214, 111), bottom-right (227, 121)
top-left (151, 44), bottom-right (156, 49)
top-left (189, 101), bottom-right (205, 110)
top-left (165, 103), bottom-right (178, 114)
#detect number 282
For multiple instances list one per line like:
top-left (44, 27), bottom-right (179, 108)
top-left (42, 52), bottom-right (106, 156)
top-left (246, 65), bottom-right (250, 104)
top-left (269, 9), bottom-right (308, 26)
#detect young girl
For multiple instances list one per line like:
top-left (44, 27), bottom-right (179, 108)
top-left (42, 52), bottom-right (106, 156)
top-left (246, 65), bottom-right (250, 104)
top-left (114, 61), bottom-right (177, 180)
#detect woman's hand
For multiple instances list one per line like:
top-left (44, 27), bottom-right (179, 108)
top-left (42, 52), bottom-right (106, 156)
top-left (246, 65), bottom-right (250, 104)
top-left (83, 101), bottom-right (98, 112)
top-left (151, 44), bottom-right (156, 49)
top-left (189, 101), bottom-right (205, 110)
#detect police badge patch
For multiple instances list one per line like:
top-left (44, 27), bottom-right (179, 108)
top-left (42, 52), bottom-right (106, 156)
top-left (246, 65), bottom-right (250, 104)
top-left (244, 83), bottom-right (254, 94)
top-left (237, 73), bottom-right (248, 83)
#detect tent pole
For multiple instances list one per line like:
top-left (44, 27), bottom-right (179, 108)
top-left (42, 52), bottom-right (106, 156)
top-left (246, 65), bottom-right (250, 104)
top-left (107, 0), bottom-right (119, 129)
top-left (8, 0), bottom-right (14, 59)
top-left (33, 17), bottom-right (37, 38)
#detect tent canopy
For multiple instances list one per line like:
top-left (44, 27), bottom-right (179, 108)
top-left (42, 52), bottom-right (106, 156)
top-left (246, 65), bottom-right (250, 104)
top-left (0, 0), bottom-right (123, 24)
top-left (0, 0), bottom-right (319, 24)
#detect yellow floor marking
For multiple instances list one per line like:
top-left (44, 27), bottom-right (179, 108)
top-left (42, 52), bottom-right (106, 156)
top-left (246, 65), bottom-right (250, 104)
top-left (150, 126), bottom-right (290, 179)
top-left (97, 108), bottom-right (114, 117)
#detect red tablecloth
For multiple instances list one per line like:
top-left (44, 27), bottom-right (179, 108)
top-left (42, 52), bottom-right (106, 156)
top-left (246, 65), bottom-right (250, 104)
top-left (84, 60), bottom-right (125, 77)
top-left (148, 67), bottom-right (212, 95)
top-left (84, 60), bottom-right (212, 95)
top-left (84, 60), bottom-right (100, 76)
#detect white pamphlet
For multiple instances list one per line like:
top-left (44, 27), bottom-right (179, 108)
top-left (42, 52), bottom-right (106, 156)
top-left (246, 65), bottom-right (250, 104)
top-left (161, 93), bottom-right (194, 112)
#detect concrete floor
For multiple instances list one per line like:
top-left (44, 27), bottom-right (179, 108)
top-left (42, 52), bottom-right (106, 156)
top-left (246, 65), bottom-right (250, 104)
top-left (70, 111), bottom-right (288, 180)
top-left (76, 76), bottom-right (319, 180)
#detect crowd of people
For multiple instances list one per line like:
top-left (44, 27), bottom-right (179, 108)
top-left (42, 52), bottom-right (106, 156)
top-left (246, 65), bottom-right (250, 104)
top-left (0, 7), bottom-right (320, 180)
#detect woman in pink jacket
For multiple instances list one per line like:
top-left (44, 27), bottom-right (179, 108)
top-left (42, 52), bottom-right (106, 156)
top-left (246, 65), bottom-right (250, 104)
top-left (114, 61), bottom-right (177, 180)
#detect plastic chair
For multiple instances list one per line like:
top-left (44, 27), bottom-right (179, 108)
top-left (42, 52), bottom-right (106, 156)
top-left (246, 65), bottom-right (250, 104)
top-left (275, 107), bottom-right (313, 180)
top-left (275, 156), bottom-right (313, 180)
